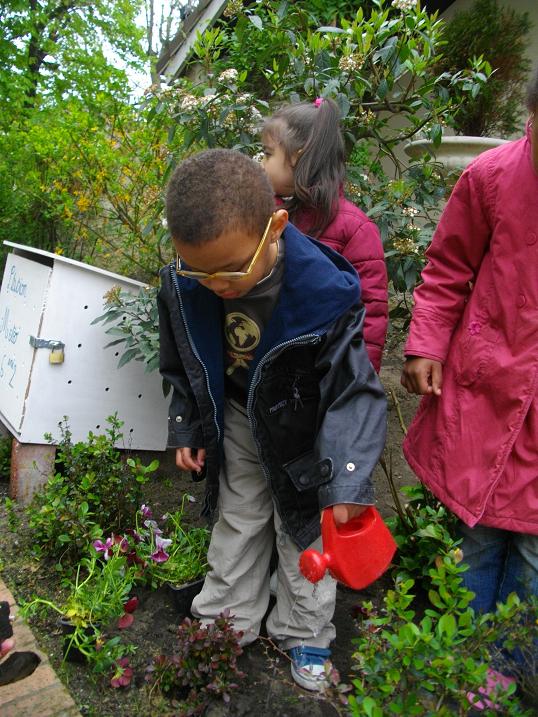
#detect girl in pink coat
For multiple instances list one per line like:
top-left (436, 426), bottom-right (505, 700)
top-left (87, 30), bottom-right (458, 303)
top-left (401, 68), bottom-right (538, 679)
top-left (261, 98), bottom-right (388, 372)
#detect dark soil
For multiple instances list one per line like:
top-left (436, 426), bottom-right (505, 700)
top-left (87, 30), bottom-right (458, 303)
top-left (0, 357), bottom-right (420, 717)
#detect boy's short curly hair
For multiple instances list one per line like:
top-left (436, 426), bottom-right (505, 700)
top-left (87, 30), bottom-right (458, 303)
top-left (166, 149), bottom-right (274, 245)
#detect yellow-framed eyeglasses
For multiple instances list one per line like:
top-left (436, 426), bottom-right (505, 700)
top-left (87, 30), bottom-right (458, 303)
top-left (175, 214), bottom-right (274, 281)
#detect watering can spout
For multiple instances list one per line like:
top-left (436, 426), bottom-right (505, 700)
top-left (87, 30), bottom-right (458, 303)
top-left (299, 506), bottom-right (396, 590)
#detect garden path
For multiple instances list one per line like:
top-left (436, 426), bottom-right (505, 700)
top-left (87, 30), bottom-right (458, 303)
top-left (0, 577), bottom-right (81, 717)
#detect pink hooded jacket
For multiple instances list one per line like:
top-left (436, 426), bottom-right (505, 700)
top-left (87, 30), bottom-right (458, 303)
top-left (403, 125), bottom-right (538, 535)
top-left (293, 196), bottom-right (388, 372)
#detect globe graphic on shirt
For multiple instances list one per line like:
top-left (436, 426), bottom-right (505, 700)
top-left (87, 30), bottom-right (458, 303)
top-left (224, 312), bottom-right (260, 353)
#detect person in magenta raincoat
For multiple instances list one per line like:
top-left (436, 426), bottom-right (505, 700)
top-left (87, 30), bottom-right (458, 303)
top-left (401, 68), bottom-right (538, 675)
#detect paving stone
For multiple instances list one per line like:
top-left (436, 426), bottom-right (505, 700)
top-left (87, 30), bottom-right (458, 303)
top-left (0, 578), bottom-right (81, 717)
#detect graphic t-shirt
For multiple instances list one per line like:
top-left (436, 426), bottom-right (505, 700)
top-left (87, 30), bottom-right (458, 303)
top-left (223, 240), bottom-right (284, 405)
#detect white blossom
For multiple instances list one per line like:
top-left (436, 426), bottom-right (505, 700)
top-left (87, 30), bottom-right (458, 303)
top-left (218, 68), bottom-right (239, 84)
top-left (338, 53), bottom-right (364, 73)
top-left (392, 0), bottom-right (417, 12)
top-left (179, 93), bottom-right (203, 111)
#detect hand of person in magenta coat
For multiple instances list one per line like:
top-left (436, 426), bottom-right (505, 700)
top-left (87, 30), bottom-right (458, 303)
top-left (401, 356), bottom-right (443, 396)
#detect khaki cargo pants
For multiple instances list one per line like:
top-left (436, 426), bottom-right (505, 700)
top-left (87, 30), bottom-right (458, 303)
top-left (191, 399), bottom-right (336, 649)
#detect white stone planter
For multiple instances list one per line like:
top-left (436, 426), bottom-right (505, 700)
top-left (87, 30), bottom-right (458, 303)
top-left (404, 135), bottom-right (509, 171)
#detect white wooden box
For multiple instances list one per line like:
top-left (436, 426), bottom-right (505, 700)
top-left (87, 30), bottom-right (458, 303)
top-left (0, 242), bottom-right (168, 449)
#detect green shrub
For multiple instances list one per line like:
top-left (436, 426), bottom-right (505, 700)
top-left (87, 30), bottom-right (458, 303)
top-left (349, 578), bottom-right (534, 716)
top-left (26, 414), bottom-right (158, 568)
top-left (432, 0), bottom-right (532, 137)
top-left (349, 471), bottom-right (537, 715)
top-left (0, 434), bottom-right (12, 480)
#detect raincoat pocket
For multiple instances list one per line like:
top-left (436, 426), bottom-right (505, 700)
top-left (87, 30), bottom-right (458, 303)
top-left (453, 319), bottom-right (500, 387)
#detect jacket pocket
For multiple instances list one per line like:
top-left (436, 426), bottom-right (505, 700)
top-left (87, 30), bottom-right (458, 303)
top-left (452, 320), bottom-right (500, 387)
top-left (282, 451), bottom-right (333, 492)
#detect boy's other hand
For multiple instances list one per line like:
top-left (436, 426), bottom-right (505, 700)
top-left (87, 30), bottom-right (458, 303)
top-left (331, 503), bottom-right (367, 526)
top-left (1, 638), bottom-right (15, 659)
top-left (401, 356), bottom-right (443, 396)
top-left (176, 447), bottom-right (206, 474)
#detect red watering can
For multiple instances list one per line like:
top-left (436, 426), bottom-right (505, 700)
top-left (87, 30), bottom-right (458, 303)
top-left (299, 506), bottom-right (397, 590)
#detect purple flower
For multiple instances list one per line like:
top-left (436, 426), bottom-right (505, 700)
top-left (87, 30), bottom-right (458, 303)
top-left (140, 504), bottom-right (153, 519)
top-left (144, 519), bottom-right (162, 536)
top-left (125, 528), bottom-right (142, 544)
top-left (93, 537), bottom-right (114, 560)
top-left (150, 536), bottom-right (172, 563)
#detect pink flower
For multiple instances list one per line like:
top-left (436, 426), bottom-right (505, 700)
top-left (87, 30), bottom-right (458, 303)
top-left (313, 97), bottom-right (324, 107)
top-left (110, 657), bottom-right (133, 688)
top-left (118, 612), bottom-right (135, 629)
top-left (150, 535), bottom-right (172, 563)
top-left (140, 504), bottom-right (152, 519)
top-left (123, 596), bottom-right (139, 613)
top-left (468, 321), bottom-right (482, 335)
top-left (93, 537), bottom-right (114, 560)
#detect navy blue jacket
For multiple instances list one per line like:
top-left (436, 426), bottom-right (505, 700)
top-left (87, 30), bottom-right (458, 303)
top-left (158, 222), bottom-right (387, 549)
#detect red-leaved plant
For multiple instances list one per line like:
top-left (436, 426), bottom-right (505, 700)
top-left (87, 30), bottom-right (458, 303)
top-left (145, 610), bottom-right (245, 714)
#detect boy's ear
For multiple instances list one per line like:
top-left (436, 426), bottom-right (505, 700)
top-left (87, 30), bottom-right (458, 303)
top-left (270, 209), bottom-right (288, 242)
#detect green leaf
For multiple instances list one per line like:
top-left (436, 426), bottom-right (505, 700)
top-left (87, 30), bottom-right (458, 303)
top-left (437, 613), bottom-right (456, 637)
top-left (248, 15), bottom-right (263, 31)
top-left (117, 348), bottom-right (140, 368)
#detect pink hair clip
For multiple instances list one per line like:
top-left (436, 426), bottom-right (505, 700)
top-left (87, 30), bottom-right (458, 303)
top-left (313, 97), bottom-right (324, 108)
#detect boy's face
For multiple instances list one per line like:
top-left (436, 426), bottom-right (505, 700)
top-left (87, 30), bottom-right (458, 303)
top-left (174, 210), bottom-right (288, 300)
top-left (261, 134), bottom-right (296, 197)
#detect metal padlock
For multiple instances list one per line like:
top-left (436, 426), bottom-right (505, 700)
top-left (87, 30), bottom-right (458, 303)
top-left (49, 346), bottom-right (65, 364)
top-left (29, 336), bottom-right (65, 365)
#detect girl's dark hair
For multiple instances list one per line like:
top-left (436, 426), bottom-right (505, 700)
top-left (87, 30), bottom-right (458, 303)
top-left (262, 98), bottom-right (345, 236)
top-left (526, 65), bottom-right (538, 113)
top-left (166, 149), bottom-right (274, 245)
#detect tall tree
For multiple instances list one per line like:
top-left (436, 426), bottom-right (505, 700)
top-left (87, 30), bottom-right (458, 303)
top-left (0, 0), bottom-right (146, 118)
top-left (143, 0), bottom-right (193, 86)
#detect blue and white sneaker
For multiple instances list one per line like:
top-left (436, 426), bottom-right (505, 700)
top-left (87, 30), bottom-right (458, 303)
top-left (288, 645), bottom-right (332, 692)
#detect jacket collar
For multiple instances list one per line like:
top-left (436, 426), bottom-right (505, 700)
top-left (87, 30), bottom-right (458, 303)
top-left (171, 222), bottom-right (360, 400)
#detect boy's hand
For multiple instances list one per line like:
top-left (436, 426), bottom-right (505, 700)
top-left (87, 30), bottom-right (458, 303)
top-left (1, 638), bottom-right (15, 658)
top-left (401, 356), bottom-right (443, 396)
top-left (176, 447), bottom-right (206, 474)
top-left (331, 503), bottom-right (367, 526)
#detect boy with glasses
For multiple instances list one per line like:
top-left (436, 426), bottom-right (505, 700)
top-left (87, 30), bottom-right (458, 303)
top-left (159, 148), bottom-right (386, 691)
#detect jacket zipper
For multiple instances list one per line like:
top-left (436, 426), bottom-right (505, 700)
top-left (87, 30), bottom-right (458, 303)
top-left (170, 265), bottom-right (221, 442)
top-left (291, 376), bottom-right (304, 411)
top-left (246, 334), bottom-right (321, 480)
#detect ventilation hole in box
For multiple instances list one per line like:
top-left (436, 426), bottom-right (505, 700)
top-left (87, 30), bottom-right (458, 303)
top-left (105, 387), bottom-right (109, 392)
top-left (67, 380), bottom-right (72, 385)
top-left (114, 351), bottom-right (119, 357)
top-left (96, 424), bottom-right (100, 430)
top-left (77, 343), bottom-right (82, 348)
top-left (129, 428), bottom-right (134, 433)
top-left (137, 394), bottom-right (142, 399)
top-left (83, 305), bottom-right (88, 309)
